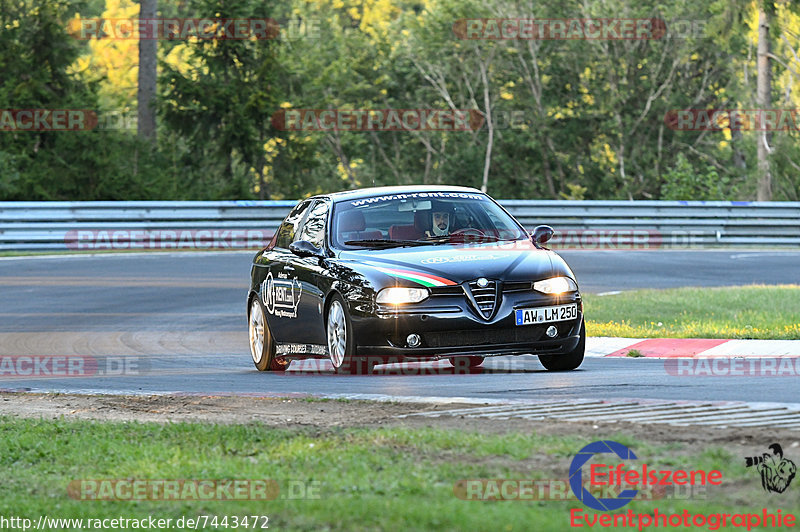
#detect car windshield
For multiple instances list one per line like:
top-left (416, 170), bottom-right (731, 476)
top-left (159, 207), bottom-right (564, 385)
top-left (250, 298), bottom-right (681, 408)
top-left (330, 192), bottom-right (528, 250)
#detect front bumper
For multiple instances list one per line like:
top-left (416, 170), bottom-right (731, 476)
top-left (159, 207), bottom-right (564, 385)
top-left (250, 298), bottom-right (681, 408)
top-left (350, 290), bottom-right (583, 360)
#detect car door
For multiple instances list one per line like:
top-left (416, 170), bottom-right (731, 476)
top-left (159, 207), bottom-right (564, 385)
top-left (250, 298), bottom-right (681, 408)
top-left (261, 199), bottom-right (312, 343)
top-left (283, 199), bottom-right (330, 347)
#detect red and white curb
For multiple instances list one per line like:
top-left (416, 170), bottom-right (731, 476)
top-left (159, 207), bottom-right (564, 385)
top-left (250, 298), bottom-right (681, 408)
top-left (587, 337), bottom-right (800, 358)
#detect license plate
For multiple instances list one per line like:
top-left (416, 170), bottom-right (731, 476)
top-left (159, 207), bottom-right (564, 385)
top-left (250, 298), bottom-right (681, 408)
top-left (515, 304), bottom-right (578, 326)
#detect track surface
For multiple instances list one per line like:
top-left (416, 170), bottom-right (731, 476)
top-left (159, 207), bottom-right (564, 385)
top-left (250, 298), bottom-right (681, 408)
top-left (0, 250), bottom-right (798, 403)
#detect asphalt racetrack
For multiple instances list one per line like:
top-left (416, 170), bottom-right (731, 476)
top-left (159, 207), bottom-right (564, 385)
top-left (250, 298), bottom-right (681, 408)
top-left (1, 250), bottom-right (798, 404)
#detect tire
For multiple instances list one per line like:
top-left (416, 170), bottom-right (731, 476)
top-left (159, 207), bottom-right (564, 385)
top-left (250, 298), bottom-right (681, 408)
top-left (538, 319), bottom-right (585, 371)
top-left (325, 294), bottom-right (372, 374)
top-left (249, 297), bottom-right (285, 371)
top-left (448, 356), bottom-right (484, 369)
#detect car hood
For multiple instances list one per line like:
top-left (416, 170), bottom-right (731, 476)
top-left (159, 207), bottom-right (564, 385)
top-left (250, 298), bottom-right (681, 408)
top-left (336, 241), bottom-right (576, 288)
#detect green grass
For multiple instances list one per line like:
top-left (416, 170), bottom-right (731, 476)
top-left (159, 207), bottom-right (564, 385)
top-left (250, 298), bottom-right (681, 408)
top-left (585, 285), bottom-right (800, 339)
top-left (0, 417), bottom-right (790, 531)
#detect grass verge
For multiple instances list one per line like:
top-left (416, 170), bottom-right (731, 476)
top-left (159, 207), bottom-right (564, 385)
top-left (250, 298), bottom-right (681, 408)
top-left (585, 285), bottom-right (800, 339)
top-left (0, 417), bottom-right (791, 531)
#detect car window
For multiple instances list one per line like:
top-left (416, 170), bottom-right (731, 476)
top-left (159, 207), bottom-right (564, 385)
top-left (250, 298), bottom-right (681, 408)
top-left (297, 200), bottom-right (329, 249)
top-left (330, 192), bottom-right (528, 249)
top-left (275, 200), bottom-right (312, 249)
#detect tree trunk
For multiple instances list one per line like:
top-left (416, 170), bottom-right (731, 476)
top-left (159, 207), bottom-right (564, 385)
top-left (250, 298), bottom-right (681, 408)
top-left (756, 5), bottom-right (772, 201)
top-left (478, 59), bottom-right (493, 193)
top-left (137, 0), bottom-right (157, 142)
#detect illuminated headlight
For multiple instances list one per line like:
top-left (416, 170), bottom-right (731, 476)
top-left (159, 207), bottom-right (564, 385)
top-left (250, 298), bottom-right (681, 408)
top-left (376, 287), bottom-right (430, 305)
top-left (533, 277), bottom-right (578, 295)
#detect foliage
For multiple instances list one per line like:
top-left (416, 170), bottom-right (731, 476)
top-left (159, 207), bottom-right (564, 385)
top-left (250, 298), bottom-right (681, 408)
top-left (3, 0), bottom-right (800, 200)
top-left (659, 153), bottom-right (731, 200)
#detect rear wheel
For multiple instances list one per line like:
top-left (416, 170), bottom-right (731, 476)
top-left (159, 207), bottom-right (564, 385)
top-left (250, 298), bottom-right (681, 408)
top-left (326, 295), bottom-right (373, 374)
top-left (249, 297), bottom-right (285, 371)
top-left (538, 320), bottom-right (585, 371)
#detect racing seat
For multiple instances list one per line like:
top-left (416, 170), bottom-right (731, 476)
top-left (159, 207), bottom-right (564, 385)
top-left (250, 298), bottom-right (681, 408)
top-left (338, 210), bottom-right (383, 242)
top-left (389, 211), bottom-right (430, 240)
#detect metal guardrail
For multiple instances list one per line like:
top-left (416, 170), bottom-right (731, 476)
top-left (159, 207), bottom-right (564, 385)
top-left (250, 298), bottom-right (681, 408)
top-left (0, 200), bottom-right (798, 251)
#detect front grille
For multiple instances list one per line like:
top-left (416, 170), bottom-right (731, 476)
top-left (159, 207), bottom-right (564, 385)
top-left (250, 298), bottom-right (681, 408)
top-left (502, 281), bottom-right (533, 292)
top-left (430, 285), bottom-right (464, 296)
top-left (424, 327), bottom-right (544, 348)
top-left (468, 280), bottom-right (498, 319)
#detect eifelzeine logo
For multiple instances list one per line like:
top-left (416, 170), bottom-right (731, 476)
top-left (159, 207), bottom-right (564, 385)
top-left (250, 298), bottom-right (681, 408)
top-left (745, 444), bottom-right (797, 494)
top-left (569, 440), bottom-right (722, 512)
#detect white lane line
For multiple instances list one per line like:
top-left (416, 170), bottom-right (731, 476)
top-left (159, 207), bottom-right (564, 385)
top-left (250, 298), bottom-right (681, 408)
top-left (596, 291), bottom-right (623, 296)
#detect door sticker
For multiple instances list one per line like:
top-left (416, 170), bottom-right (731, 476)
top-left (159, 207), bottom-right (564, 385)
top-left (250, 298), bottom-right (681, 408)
top-left (261, 271), bottom-right (302, 318)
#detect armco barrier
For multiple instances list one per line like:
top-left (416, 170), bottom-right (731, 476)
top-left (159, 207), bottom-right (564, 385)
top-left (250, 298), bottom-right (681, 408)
top-left (0, 200), bottom-right (798, 251)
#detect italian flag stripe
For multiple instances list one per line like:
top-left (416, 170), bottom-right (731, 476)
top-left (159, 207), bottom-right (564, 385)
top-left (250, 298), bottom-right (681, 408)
top-left (373, 266), bottom-right (456, 287)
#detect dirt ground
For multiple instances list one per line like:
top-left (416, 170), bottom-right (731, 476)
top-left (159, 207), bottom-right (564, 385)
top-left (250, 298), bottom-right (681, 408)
top-left (1, 391), bottom-right (799, 456)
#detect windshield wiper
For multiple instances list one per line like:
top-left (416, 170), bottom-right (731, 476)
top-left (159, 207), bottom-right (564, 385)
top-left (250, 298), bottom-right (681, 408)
top-left (344, 239), bottom-right (429, 248)
top-left (414, 234), bottom-right (506, 243)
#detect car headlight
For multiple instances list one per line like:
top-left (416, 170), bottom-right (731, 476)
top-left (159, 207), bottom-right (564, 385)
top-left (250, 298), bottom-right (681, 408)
top-left (533, 277), bottom-right (578, 295)
top-left (376, 287), bottom-right (429, 305)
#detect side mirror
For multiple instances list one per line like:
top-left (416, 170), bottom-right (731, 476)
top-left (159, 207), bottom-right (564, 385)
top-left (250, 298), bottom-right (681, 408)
top-left (289, 240), bottom-right (325, 259)
top-left (531, 225), bottom-right (554, 249)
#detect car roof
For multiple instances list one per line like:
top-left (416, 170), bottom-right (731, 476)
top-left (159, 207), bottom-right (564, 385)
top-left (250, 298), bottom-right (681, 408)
top-left (309, 185), bottom-right (485, 203)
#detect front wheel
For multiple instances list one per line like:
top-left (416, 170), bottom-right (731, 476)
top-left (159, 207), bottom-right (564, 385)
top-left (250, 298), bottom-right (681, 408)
top-left (326, 295), bottom-right (372, 374)
top-left (249, 297), bottom-right (284, 371)
top-left (538, 320), bottom-right (585, 371)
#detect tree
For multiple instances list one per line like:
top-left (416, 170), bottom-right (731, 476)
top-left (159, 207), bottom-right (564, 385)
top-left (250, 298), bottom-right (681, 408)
top-left (137, 0), bottom-right (158, 141)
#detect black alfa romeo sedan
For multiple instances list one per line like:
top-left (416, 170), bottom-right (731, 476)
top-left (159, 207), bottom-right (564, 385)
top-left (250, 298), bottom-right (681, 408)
top-left (247, 185), bottom-right (584, 374)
